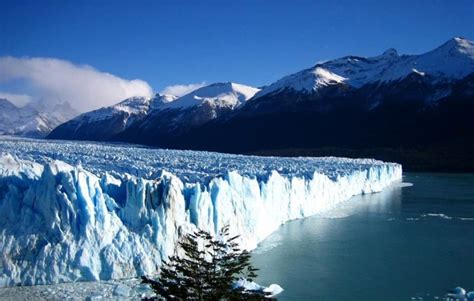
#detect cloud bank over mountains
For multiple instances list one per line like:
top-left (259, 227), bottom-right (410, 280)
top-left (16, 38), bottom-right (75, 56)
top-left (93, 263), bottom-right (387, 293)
top-left (0, 56), bottom-right (153, 112)
top-left (160, 81), bottom-right (207, 97)
top-left (0, 91), bottom-right (32, 107)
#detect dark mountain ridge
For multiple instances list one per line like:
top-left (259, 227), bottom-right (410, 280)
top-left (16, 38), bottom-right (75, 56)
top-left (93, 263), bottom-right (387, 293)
top-left (48, 37), bottom-right (474, 171)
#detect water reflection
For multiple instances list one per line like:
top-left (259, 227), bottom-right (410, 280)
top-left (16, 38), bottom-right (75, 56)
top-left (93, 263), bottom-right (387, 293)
top-left (252, 173), bottom-right (474, 300)
top-left (317, 181), bottom-right (406, 219)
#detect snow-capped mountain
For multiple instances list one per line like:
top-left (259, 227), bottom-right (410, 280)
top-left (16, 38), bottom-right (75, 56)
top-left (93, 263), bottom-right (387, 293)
top-left (174, 37), bottom-right (474, 171)
top-left (166, 82), bottom-right (260, 109)
top-left (256, 37), bottom-right (474, 98)
top-left (48, 94), bottom-right (177, 141)
top-left (48, 37), bottom-right (474, 170)
top-left (112, 82), bottom-right (259, 145)
top-left (0, 99), bottom-right (19, 133)
top-left (49, 82), bottom-right (259, 143)
top-left (0, 98), bottom-right (78, 138)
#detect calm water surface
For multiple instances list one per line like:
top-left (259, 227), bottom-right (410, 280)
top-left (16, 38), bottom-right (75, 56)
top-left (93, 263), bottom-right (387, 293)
top-left (252, 173), bottom-right (474, 300)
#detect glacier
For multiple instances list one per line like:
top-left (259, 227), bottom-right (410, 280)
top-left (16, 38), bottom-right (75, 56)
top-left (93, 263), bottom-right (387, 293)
top-left (0, 137), bottom-right (402, 286)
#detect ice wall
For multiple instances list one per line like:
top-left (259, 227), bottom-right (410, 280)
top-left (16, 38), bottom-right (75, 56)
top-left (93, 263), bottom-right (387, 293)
top-left (0, 153), bottom-right (401, 286)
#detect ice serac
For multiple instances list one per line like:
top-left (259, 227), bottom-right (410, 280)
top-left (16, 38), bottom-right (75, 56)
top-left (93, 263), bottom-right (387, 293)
top-left (0, 144), bottom-right (401, 286)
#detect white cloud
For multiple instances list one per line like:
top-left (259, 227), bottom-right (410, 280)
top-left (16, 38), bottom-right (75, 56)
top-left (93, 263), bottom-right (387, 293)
top-left (0, 56), bottom-right (153, 112)
top-left (315, 59), bottom-right (329, 65)
top-left (160, 82), bottom-right (207, 97)
top-left (0, 92), bottom-right (32, 107)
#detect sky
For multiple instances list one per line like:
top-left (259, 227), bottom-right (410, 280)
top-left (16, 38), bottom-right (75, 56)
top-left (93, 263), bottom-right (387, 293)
top-left (0, 0), bottom-right (473, 112)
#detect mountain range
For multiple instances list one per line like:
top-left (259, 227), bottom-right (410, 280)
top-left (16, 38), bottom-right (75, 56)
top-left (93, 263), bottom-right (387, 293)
top-left (48, 82), bottom-right (260, 143)
top-left (45, 37), bottom-right (474, 171)
top-left (0, 98), bottom-right (78, 138)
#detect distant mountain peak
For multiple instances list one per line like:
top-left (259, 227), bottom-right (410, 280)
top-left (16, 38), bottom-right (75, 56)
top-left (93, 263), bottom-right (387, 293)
top-left (452, 36), bottom-right (471, 45)
top-left (453, 36), bottom-right (467, 42)
top-left (165, 82), bottom-right (260, 109)
top-left (154, 93), bottom-right (177, 103)
top-left (0, 98), bottom-right (17, 110)
top-left (382, 48), bottom-right (399, 57)
top-left (0, 97), bottom-right (78, 138)
top-left (150, 93), bottom-right (178, 110)
top-left (453, 37), bottom-right (474, 56)
top-left (432, 36), bottom-right (474, 56)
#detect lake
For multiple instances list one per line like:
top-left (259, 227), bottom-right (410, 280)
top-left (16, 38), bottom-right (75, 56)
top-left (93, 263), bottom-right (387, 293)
top-left (252, 173), bottom-right (474, 300)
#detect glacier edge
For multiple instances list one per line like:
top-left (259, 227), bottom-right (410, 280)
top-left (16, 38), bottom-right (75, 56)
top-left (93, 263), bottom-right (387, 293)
top-left (0, 153), bottom-right (402, 286)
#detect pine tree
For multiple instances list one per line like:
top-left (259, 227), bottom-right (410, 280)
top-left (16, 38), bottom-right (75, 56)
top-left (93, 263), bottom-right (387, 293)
top-left (141, 226), bottom-right (273, 300)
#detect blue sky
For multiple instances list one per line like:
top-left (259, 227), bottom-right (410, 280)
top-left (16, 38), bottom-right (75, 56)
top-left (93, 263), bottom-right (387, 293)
top-left (0, 0), bottom-right (473, 110)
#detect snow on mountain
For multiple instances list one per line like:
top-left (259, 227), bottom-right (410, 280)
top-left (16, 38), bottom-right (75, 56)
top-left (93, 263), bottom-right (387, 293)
top-left (51, 82), bottom-right (257, 134)
top-left (150, 94), bottom-right (178, 109)
top-left (48, 82), bottom-right (260, 143)
top-left (256, 37), bottom-right (474, 98)
top-left (255, 67), bottom-right (348, 97)
top-left (47, 94), bottom-right (179, 141)
top-left (0, 98), bottom-right (78, 137)
top-left (378, 37), bottom-right (474, 82)
top-left (166, 82), bottom-right (260, 109)
top-left (45, 93), bottom-right (177, 127)
top-left (77, 96), bottom-right (153, 123)
top-left (0, 99), bottom-right (19, 133)
top-left (0, 137), bottom-right (402, 286)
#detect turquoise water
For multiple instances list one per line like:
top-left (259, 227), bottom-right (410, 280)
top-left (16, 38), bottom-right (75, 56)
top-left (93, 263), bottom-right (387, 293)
top-left (252, 173), bottom-right (474, 300)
